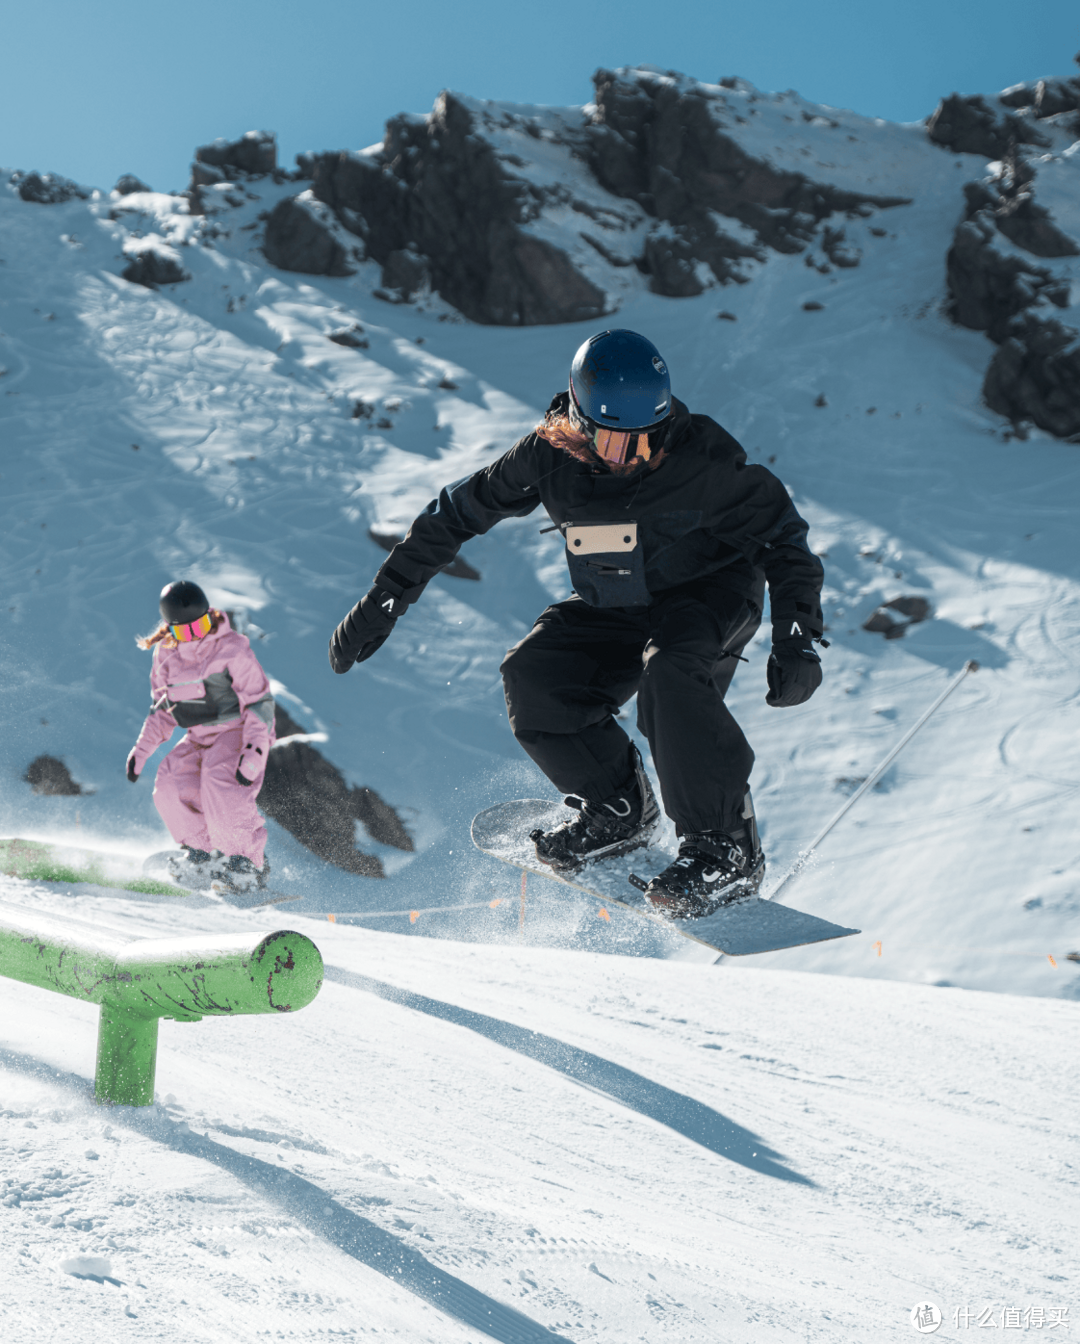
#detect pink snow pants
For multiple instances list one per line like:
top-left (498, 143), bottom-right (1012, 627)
top-left (153, 723), bottom-right (267, 866)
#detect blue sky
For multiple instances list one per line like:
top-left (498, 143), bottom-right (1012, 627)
top-left (4, 0), bottom-right (1078, 190)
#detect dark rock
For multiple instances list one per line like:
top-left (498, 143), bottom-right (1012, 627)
top-left (983, 315), bottom-right (1080, 439)
top-left (802, 300), bottom-right (824, 311)
top-left (999, 83), bottom-right (1038, 110)
top-left (194, 130), bottom-right (276, 180)
top-left (190, 161), bottom-right (227, 188)
top-left (640, 215), bottom-right (759, 295)
top-left (328, 327), bottom-right (368, 348)
top-left (642, 226), bottom-right (707, 296)
top-left (12, 171), bottom-right (87, 204)
top-left (25, 755), bottom-right (85, 796)
top-left (717, 310), bottom-right (737, 321)
top-left (945, 142), bottom-right (1080, 440)
top-left (884, 595), bottom-right (933, 621)
top-left (994, 190), bottom-right (1079, 258)
top-left (114, 175), bottom-right (151, 196)
top-left (122, 247), bottom-right (190, 288)
top-left (262, 196), bottom-right (354, 277)
top-left (861, 596), bottom-right (933, 639)
top-left (1033, 78), bottom-right (1080, 118)
top-left (257, 703), bottom-right (414, 876)
top-left (380, 248), bottom-right (429, 300)
top-left (945, 216), bottom-right (1058, 341)
top-left (927, 93), bottom-right (1047, 158)
top-left (311, 95), bottom-right (607, 325)
top-left (822, 226), bottom-right (861, 268)
top-left (962, 156), bottom-right (1079, 259)
top-left (585, 68), bottom-right (908, 288)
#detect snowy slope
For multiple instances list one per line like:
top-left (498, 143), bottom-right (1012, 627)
top-left (1, 72), bottom-right (1080, 1007)
top-left (2, 878), bottom-right (1078, 1342)
top-left (4, 65), bottom-right (1080, 1344)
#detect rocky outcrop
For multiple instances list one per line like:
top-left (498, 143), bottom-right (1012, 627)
top-left (585, 69), bottom-right (908, 295)
top-left (122, 244), bottom-right (189, 289)
top-left (193, 130), bottom-right (277, 181)
top-left (983, 315), bottom-right (1080, 439)
top-left (257, 704), bottom-right (413, 877)
top-left (379, 248), bottom-right (430, 301)
top-left (267, 69), bottom-right (919, 314)
top-left (262, 196), bottom-right (354, 277)
top-left (927, 94), bottom-right (1047, 158)
top-left (1000, 77), bottom-right (1080, 119)
top-left (961, 162), bottom-right (1078, 260)
top-left (309, 93), bottom-right (608, 325)
top-left (947, 214), bottom-right (1066, 341)
top-left (944, 144), bottom-right (1079, 438)
top-left (10, 171), bottom-right (88, 204)
top-left (114, 175), bottom-right (151, 196)
top-left (862, 596), bottom-right (933, 640)
top-left (24, 755), bottom-right (86, 795)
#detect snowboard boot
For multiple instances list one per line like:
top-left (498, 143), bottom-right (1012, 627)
top-left (212, 854), bottom-right (270, 895)
top-left (166, 845), bottom-right (218, 886)
top-left (531, 747), bottom-right (660, 874)
top-left (641, 790), bottom-right (764, 919)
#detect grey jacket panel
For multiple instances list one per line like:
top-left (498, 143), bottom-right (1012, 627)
top-left (154, 670), bottom-right (243, 730)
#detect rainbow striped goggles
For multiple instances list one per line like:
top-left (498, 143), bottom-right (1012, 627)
top-left (169, 612), bottom-right (213, 642)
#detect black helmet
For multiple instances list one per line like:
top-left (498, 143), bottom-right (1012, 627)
top-left (159, 580), bottom-right (209, 626)
top-left (569, 329), bottom-right (671, 432)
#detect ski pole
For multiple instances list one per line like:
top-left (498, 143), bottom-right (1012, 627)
top-left (768, 659), bottom-right (979, 902)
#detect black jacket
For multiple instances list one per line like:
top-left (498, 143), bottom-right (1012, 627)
top-left (374, 394), bottom-right (824, 642)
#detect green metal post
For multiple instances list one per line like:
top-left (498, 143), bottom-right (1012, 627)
top-left (0, 902), bottom-right (324, 1106)
top-left (95, 1007), bottom-right (160, 1108)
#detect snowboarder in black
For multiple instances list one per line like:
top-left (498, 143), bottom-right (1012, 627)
top-left (329, 330), bottom-right (825, 918)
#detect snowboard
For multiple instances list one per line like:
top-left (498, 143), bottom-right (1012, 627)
top-left (471, 800), bottom-right (860, 957)
top-left (142, 851), bottom-right (302, 910)
top-left (0, 837), bottom-right (187, 897)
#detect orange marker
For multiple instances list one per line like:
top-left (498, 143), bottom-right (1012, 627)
top-left (1048, 954), bottom-right (1057, 968)
top-left (598, 908), bottom-right (610, 922)
top-left (489, 898), bottom-right (503, 908)
top-left (409, 911), bottom-right (420, 924)
top-left (872, 941), bottom-right (882, 957)
top-left (327, 913), bottom-right (336, 924)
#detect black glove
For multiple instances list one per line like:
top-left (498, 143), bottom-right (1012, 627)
top-left (766, 637), bottom-right (822, 707)
top-left (329, 586), bottom-right (404, 673)
top-left (126, 750), bottom-right (139, 783)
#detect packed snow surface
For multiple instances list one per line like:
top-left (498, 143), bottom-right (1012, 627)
top-left (2, 879), bottom-right (1078, 1341)
top-left (2, 68), bottom-right (1080, 1340)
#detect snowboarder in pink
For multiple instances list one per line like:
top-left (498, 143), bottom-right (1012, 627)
top-left (127, 580), bottom-right (276, 892)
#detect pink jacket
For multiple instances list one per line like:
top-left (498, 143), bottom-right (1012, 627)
top-left (132, 613), bottom-right (276, 784)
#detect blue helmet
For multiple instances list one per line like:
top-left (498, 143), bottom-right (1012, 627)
top-left (569, 329), bottom-right (672, 432)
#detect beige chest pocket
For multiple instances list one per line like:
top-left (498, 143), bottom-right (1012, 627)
top-left (564, 522), bottom-right (638, 556)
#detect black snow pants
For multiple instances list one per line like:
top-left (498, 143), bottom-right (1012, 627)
top-left (500, 575), bottom-right (764, 835)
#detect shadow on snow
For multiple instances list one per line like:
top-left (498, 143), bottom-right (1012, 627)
top-left (327, 965), bottom-right (815, 1186)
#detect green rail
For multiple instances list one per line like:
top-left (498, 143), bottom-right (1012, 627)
top-left (0, 902), bottom-right (324, 1106)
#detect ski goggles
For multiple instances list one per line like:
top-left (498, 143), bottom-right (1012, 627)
top-left (169, 612), bottom-right (213, 642)
top-left (592, 427), bottom-right (652, 465)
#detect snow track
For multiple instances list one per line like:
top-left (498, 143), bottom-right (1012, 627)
top-left (2, 884), bottom-right (1077, 1340)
